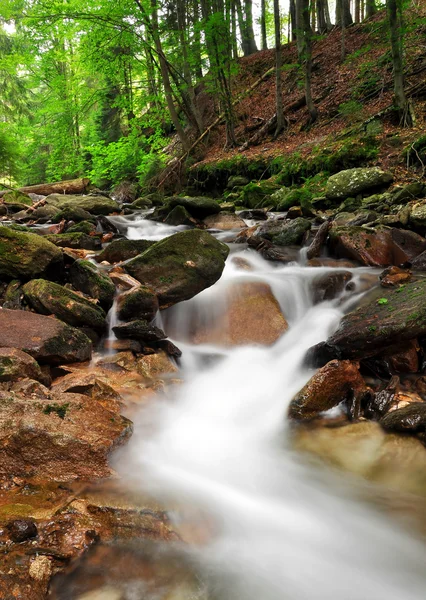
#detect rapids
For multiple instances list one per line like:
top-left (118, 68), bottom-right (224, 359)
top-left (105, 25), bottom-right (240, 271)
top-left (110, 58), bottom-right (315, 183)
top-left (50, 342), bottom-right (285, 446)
top-left (113, 214), bottom-right (426, 600)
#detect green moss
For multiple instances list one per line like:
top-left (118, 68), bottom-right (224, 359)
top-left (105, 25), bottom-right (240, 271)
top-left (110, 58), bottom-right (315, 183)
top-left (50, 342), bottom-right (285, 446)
top-left (43, 403), bottom-right (69, 419)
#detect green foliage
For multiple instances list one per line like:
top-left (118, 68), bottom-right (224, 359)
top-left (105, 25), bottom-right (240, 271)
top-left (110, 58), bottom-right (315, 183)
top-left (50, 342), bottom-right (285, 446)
top-left (377, 298), bottom-right (388, 305)
top-left (338, 101), bottom-right (365, 123)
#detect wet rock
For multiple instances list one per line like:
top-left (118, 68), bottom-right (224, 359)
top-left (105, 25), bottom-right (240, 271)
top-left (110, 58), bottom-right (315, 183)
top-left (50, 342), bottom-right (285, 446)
top-left (328, 225), bottom-right (391, 266)
top-left (69, 260), bottom-right (115, 310)
top-left (325, 167), bottom-right (393, 200)
top-left (125, 230), bottom-right (229, 309)
top-left (289, 360), bottom-right (368, 420)
top-left (306, 220), bottom-right (331, 259)
top-left (113, 320), bottom-right (166, 343)
top-left (0, 226), bottom-right (63, 280)
top-left (256, 217), bottom-right (311, 246)
top-left (409, 200), bottom-right (426, 231)
top-left (136, 351), bottom-right (178, 379)
top-left (312, 270), bottom-right (352, 303)
top-left (392, 182), bottom-right (425, 203)
top-left (52, 206), bottom-right (96, 223)
top-left (166, 196), bottom-right (221, 219)
top-left (365, 375), bottom-right (400, 418)
top-left (380, 266), bottom-right (412, 287)
top-left (164, 205), bottom-right (196, 226)
top-left (31, 204), bottom-right (59, 222)
top-left (23, 279), bottom-right (107, 330)
top-left (391, 228), bottom-right (426, 263)
top-left (95, 239), bottom-right (154, 264)
top-left (67, 220), bottom-right (97, 235)
top-left (156, 339), bottom-right (182, 358)
top-left (104, 339), bottom-right (143, 353)
top-left (129, 197), bottom-right (153, 210)
top-left (238, 209), bottom-right (268, 220)
top-left (45, 232), bottom-right (102, 251)
top-left (45, 194), bottom-right (120, 216)
top-left (3, 279), bottom-right (23, 309)
top-left (287, 206), bottom-right (303, 219)
top-left (51, 372), bottom-right (122, 413)
top-left (380, 403), bottom-right (426, 434)
top-left (227, 175), bottom-right (250, 188)
top-left (308, 279), bottom-right (426, 365)
top-left (0, 389), bottom-right (132, 480)
top-left (410, 249), bottom-right (426, 270)
top-left (0, 347), bottom-right (43, 382)
top-left (7, 519), bottom-right (38, 542)
top-left (387, 339), bottom-right (419, 373)
top-left (192, 282), bottom-right (288, 346)
top-left (0, 308), bottom-right (92, 364)
top-left (203, 213), bottom-right (246, 230)
top-left (116, 285), bottom-right (158, 322)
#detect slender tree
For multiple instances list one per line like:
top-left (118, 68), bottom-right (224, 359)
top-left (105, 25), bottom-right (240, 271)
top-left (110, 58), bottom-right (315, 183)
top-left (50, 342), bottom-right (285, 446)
top-left (366, 0), bottom-right (377, 18)
top-left (387, 0), bottom-right (412, 125)
top-left (274, 0), bottom-right (284, 136)
top-left (261, 0), bottom-right (268, 50)
top-left (296, 0), bottom-right (318, 123)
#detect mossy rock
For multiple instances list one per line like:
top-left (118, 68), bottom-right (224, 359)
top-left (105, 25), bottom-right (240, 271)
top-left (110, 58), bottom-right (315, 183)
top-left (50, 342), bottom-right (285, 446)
top-left (66, 220), bottom-right (97, 235)
top-left (31, 205), bottom-right (59, 222)
top-left (0, 226), bottom-right (63, 280)
top-left (338, 197), bottom-right (362, 213)
top-left (69, 260), bottom-right (115, 310)
top-left (325, 168), bottom-right (393, 200)
top-left (23, 279), bottom-right (106, 330)
top-left (129, 197), bottom-right (153, 210)
top-left (52, 206), bottom-right (95, 224)
top-left (125, 229), bottom-right (229, 309)
top-left (240, 180), bottom-right (281, 209)
top-left (45, 232), bottom-right (101, 250)
top-left (95, 238), bottom-right (155, 263)
top-left (45, 194), bottom-right (119, 216)
top-left (3, 191), bottom-right (32, 207)
top-left (166, 196), bottom-right (221, 219)
top-left (227, 176), bottom-right (250, 189)
top-left (116, 286), bottom-right (159, 322)
top-left (113, 320), bottom-right (166, 343)
top-left (273, 217), bottom-right (312, 246)
top-left (164, 205), bottom-right (195, 226)
top-left (276, 188), bottom-right (313, 214)
top-left (0, 348), bottom-right (43, 383)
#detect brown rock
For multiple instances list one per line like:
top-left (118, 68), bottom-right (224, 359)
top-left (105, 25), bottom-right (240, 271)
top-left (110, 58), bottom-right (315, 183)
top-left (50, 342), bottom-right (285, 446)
top-left (0, 390), bottom-right (132, 481)
top-left (329, 226), bottom-right (392, 266)
top-left (203, 213), bottom-right (246, 230)
top-left (312, 271), bottom-right (352, 303)
top-left (0, 347), bottom-right (43, 382)
top-left (0, 308), bottom-right (92, 365)
top-left (51, 372), bottom-right (122, 413)
top-left (380, 266), bottom-right (412, 288)
top-left (289, 360), bottom-right (369, 420)
top-left (192, 282), bottom-right (288, 346)
top-left (136, 351), bottom-right (178, 379)
top-left (387, 339), bottom-right (419, 373)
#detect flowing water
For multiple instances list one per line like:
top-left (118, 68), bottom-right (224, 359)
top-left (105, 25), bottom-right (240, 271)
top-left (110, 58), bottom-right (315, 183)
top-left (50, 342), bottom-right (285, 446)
top-left (109, 215), bottom-right (426, 600)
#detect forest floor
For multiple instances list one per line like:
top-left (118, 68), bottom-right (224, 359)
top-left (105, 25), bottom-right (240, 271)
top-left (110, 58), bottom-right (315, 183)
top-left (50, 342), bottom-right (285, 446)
top-left (192, 6), bottom-right (426, 185)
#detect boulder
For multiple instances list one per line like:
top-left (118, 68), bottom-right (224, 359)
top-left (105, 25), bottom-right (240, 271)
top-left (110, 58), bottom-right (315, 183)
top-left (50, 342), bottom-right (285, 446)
top-left (0, 348), bottom-right (43, 382)
top-left (0, 227), bottom-right (63, 280)
top-left (45, 194), bottom-right (119, 216)
top-left (66, 220), bottom-right (97, 235)
top-left (380, 266), bottom-right (412, 287)
top-left (69, 260), bottom-right (115, 310)
top-left (191, 282), bottom-right (288, 346)
top-left (312, 270), bottom-right (352, 303)
top-left (407, 200), bottom-right (426, 230)
top-left (116, 286), bottom-right (158, 321)
top-left (129, 197), bottom-right (153, 210)
top-left (166, 196), bottom-right (221, 219)
top-left (0, 308), bottom-right (91, 364)
top-left (113, 320), bottom-right (166, 343)
top-left (95, 239), bottom-right (154, 263)
top-left (124, 230), bottom-right (229, 309)
top-left (51, 372), bottom-right (122, 413)
top-left (380, 403), bottom-right (426, 434)
top-left (23, 279), bottom-right (106, 330)
top-left (0, 389), bottom-right (132, 481)
top-left (392, 182), bottom-right (425, 203)
top-left (289, 360), bottom-right (368, 420)
top-left (45, 232), bottom-right (102, 250)
top-left (256, 217), bottom-right (311, 246)
top-left (325, 168), bottom-right (393, 200)
top-left (135, 351), bottom-right (178, 379)
top-left (203, 213), bottom-right (246, 230)
top-left (52, 206), bottom-right (95, 223)
top-left (164, 205), bottom-right (196, 226)
top-left (308, 279), bottom-right (426, 365)
top-left (227, 175), bottom-right (249, 188)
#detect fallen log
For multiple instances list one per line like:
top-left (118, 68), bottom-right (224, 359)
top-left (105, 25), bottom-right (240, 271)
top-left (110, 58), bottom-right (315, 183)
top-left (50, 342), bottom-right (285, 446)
top-left (0, 177), bottom-right (91, 198)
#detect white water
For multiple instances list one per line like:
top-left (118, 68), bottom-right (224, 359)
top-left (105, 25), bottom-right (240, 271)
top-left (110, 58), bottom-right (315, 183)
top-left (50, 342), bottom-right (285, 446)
top-left (118, 231), bottom-right (426, 599)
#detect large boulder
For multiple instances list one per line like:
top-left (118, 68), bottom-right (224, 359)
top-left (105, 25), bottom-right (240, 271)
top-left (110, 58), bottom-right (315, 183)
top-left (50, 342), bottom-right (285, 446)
top-left (191, 282), bottom-right (288, 346)
top-left (95, 238), bottom-right (154, 263)
top-left (23, 279), bottom-right (106, 330)
top-left (45, 232), bottom-right (102, 251)
top-left (0, 388), bottom-right (132, 481)
top-left (289, 360), bottom-right (368, 420)
top-left (166, 196), bottom-right (221, 219)
top-left (52, 206), bottom-right (95, 223)
top-left (0, 308), bottom-right (91, 364)
top-left (69, 260), bottom-right (115, 310)
top-left (116, 285), bottom-right (159, 321)
top-left (308, 279), bottom-right (426, 366)
top-left (325, 168), bottom-right (393, 200)
top-left (0, 227), bottom-right (63, 280)
top-left (124, 230), bottom-right (229, 309)
top-left (45, 194), bottom-right (119, 216)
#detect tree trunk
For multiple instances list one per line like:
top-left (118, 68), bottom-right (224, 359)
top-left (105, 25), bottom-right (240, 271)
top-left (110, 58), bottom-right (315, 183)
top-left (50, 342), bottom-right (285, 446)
top-left (337, 0), bottom-right (353, 25)
top-left (387, 0), bottom-right (412, 125)
top-left (297, 0), bottom-right (318, 122)
top-left (324, 0), bottom-right (332, 29)
top-left (274, 0), bottom-right (284, 136)
top-left (244, 0), bottom-right (259, 54)
top-left (290, 0), bottom-right (297, 41)
top-left (192, 0), bottom-right (204, 80)
top-left (316, 0), bottom-right (327, 33)
top-left (261, 0), bottom-right (268, 50)
top-left (355, 0), bottom-right (360, 22)
top-left (366, 0), bottom-right (377, 18)
top-left (231, 0), bottom-right (239, 58)
top-left (0, 178), bottom-right (91, 198)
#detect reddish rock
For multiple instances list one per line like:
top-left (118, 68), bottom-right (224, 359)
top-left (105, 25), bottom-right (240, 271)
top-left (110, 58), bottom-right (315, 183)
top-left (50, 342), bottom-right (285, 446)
top-left (329, 226), bottom-right (392, 266)
top-left (386, 339), bottom-right (419, 373)
top-left (0, 308), bottom-right (92, 365)
top-left (312, 271), bottom-right (352, 303)
top-left (51, 372), bottom-right (123, 413)
top-left (203, 213), bottom-right (246, 230)
top-left (0, 347), bottom-right (43, 382)
top-left (380, 266), bottom-right (412, 288)
top-left (192, 282), bottom-right (288, 346)
top-left (289, 360), bottom-right (369, 420)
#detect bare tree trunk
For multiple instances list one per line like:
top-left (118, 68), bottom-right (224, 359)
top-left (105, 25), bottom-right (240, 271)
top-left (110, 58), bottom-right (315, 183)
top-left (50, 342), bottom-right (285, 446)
top-left (387, 0), bottom-right (412, 125)
top-left (274, 0), bottom-right (284, 136)
top-left (311, 0), bottom-right (316, 31)
top-left (366, 0), bottom-right (377, 17)
top-left (316, 0), bottom-right (327, 32)
top-left (354, 0), bottom-right (360, 22)
top-left (192, 0), bottom-right (204, 80)
top-left (231, 0), bottom-right (239, 58)
top-left (290, 0), bottom-right (297, 41)
top-left (324, 0), bottom-right (332, 28)
top-left (245, 0), bottom-right (259, 53)
top-left (297, 0), bottom-right (318, 122)
top-left (341, 0), bottom-right (346, 61)
top-left (261, 0), bottom-right (268, 49)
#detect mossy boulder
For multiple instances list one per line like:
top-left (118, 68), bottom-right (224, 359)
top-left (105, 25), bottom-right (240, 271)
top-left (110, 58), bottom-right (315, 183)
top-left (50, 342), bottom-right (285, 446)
top-left (164, 205), bottom-right (195, 226)
top-left (276, 188), bottom-right (313, 214)
top-left (325, 168), bottom-right (393, 200)
top-left (166, 196), bottom-right (221, 219)
top-left (129, 197), bottom-right (153, 210)
top-left (23, 279), bottom-right (106, 330)
top-left (69, 260), bottom-right (115, 310)
top-left (66, 220), bottom-right (97, 235)
top-left (45, 232), bottom-right (102, 250)
top-left (3, 191), bottom-right (32, 208)
top-left (113, 320), bottom-right (166, 343)
top-left (392, 182), bottom-right (425, 204)
top-left (95, 239), bottom-right (155, 263)
top-left (31, 204), bottom-right (59, 222)
top-left (257, 217), bottom-right (311, 246)
top-left (227, 176), bottom-right (250, 189)
top-left (45, 194), bottom-right (119, 216)
top-left (240, 180), bottom-right (281, 209)
top-left (0, 348), bottom-right (43, 383)
top-left (0, 226), bottom-right (63, 280)
top-left (124, 229), bottom-right (229, 309)
top-left (116, 286), bottom-right (159, 322)
top-left (0, 308), bottom-right (91, 364)
top-left (52, 206), bottom-right (96, 223)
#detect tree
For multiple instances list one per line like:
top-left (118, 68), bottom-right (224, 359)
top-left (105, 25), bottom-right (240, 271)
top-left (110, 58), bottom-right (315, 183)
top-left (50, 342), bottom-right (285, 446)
top-left (366, 0), bottom-right (377, 18)
top-left (296, 0), bottom-right (318, 123)
top-left (274, 0), bottom-right (284, 136)
top-left (260, 0), bottom-right (268, 50)
top-left (236, 0), bottom-right (258, 55)
top-left (387, 0), bottom-right (413, 125)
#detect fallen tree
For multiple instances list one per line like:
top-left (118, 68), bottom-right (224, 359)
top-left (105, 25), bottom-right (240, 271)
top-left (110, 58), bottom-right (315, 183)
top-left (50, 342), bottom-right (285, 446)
top-left (0, 178), bottom-right (91, 198)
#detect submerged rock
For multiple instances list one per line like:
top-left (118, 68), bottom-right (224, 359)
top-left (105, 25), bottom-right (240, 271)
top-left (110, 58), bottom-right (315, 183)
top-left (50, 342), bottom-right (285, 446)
top-left (289, 359), bottom-right (368, 420)
top-left (69, 259), bottom-right (115, 310)
top-left (0, 227), bottom-right (63, 280)
top-left (0, 308), bottom-right (91, 364)
top-left (23, 279), bottom-right (106, 330)
top-left (325, 167), bottom-right (393, 200)
top-left (308, 279), bottom-right (426, 365)
top-left (125, 230), bottom-right (229, 309)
